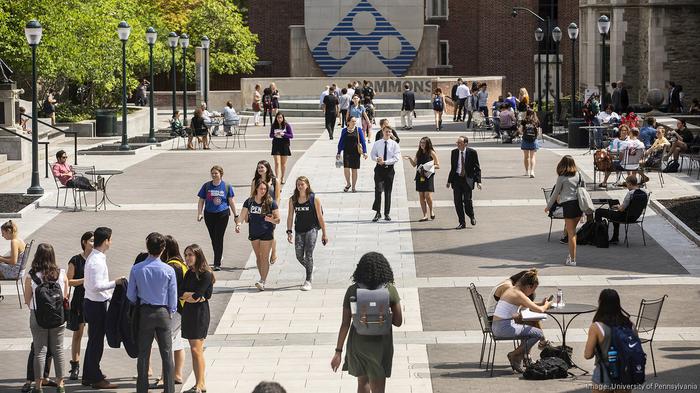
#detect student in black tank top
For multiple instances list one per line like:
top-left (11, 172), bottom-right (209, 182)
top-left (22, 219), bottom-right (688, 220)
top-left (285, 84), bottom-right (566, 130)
top-left (286, 177), bottom-right (328, 291)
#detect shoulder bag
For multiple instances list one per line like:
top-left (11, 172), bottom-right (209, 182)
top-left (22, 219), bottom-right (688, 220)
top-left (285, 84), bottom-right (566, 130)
top-left (355, 129), bottom-right (363, 154)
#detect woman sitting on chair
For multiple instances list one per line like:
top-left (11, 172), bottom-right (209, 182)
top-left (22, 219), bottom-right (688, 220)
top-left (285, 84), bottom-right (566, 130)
top-left (188, 108), bottom-right (209, 150)
top-left (0, 220), bottom-right (27, 280)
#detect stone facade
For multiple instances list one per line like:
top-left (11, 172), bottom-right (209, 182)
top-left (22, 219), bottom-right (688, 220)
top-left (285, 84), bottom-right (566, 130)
top-left (579, 0), bottom-right (700, 107)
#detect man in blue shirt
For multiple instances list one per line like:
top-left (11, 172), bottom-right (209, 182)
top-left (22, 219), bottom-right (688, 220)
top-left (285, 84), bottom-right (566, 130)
top-left (127, 232), bottom-right (177, 393)
top-left (639, 116), bottom-right (657, 148)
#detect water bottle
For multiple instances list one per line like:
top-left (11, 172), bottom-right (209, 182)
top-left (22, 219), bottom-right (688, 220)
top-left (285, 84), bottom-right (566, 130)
top-left (349, 296), bottom-right (357, 315)
top-left (608, 345), bottom-right (619, 380)
top-left (555, 288), bottom-right (562, 308)
top-left (558, 288), bottom-right (565, 307)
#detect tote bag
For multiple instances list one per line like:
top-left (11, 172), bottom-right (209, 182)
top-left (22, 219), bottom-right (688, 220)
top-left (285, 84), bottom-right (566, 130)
top-left (576, 173), bottom-right (594, 214)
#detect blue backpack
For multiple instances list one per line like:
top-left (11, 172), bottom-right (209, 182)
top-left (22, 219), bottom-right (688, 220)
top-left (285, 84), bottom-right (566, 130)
top-left (609, 326), bottom-right (646, 385)
top-left (432, 96), bottom-right (444, 112)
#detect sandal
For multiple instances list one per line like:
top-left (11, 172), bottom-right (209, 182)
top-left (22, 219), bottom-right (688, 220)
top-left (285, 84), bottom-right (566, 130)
top-left (149, 378), bottom-right (164, 389)
top-left (430, 214), bottom-right (436, 220)
top-left (507, 352), bottom-right (524, 373)
top-left (419, 217), bottom-right (429, 222)
top-left (343, 185), bottom-right (350, 192)
top-left (270, 255), bottom-right (277, 265)
top-left (42, 379), bottom-right (58, 387)
top-left (21, 382), bottom-right (31, 393)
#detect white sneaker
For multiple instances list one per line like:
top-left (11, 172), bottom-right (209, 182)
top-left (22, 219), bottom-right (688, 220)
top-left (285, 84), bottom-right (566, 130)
top-left (255, 280), bottom-right (265, 291)
top-left (565, 255), bottom-right (577, 266)
top-left (301, 281), bottom-right (312, 291)
top-left (530, 171), bottom-right (535, 178)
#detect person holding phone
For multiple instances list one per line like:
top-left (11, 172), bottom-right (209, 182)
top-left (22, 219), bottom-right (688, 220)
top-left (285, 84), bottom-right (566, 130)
top-left (270, 113), bottom-right (293, 185)
top-left (238, 179), bottom-right (280, 291)
top-left (286, 176), bottom-right (328, 291)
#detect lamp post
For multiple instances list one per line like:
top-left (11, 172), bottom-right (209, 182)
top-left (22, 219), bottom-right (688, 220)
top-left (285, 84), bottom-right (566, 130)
top-left (597, 15), bottom-right (611, 108)
top-left (201, 36), bottom-right (210, 105)
top-left (146, 27), bottom-right (157, 143)
top-left (168, 32), bottom-right (178, 120)
top-left (118, 21), bottom-right (131, 151)
top-left (25, 20), bottom-right (43, 195)
top-left (180, 34), bottom-right (189, 126)
top-left (568, 23), bottom-right (579, 118)
top-left (535, 28), bottom-right (544, 111)
top-left (552, 26), bottom-right (562, 125)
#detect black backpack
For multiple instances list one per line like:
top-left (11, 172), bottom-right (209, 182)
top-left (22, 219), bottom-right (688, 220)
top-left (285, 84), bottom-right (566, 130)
top-left (540, 344), bottom-right (573, 368)
top-left (576, 221), bottom-right (595, 245)
top-left (523, 123), bottom-right (537, 142)
top-left (523, 357), bottom-right (570, 380)
top-left (30, 271), bottom-right (65, 329)
top-left (663, 159), bottom-right (679, 173)
top-left (594, 220), bottom-right (610, 248)
top-left (432, 96), bottom-right (444, 112)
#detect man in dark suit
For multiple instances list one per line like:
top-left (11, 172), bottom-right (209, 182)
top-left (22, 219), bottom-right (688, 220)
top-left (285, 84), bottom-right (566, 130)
top-left (446, 136), bottom-right (481, 229)
top-left (400, 83), bottom-right (415, 130)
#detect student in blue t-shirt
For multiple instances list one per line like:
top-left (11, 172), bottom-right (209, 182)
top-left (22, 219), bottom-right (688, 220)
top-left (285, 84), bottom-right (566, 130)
top-left (197, 165), bottom-right (239, 271)
top-left (237, 179), bottom-right (280, 291)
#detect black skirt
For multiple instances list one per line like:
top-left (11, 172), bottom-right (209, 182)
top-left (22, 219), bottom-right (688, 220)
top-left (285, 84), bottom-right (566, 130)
top-left (181, 301), bottom-right (210, 340)
top-left (344, 151), bottom-right (361, 169)
top-left (415, 173), bottom-right (435, 192)
top-left (560, 200), bottom-right (583, 219)
top-left (271, 138), bottom-right (291, 156)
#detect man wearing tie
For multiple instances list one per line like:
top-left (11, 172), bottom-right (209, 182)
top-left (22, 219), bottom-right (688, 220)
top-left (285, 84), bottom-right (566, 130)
top-left (370, 126), bottom-right (401, 221)
top-left (447, 136), bottom-right (481, 229)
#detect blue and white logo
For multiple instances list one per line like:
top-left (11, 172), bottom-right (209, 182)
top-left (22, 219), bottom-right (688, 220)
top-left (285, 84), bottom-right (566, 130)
top-left (305, 0), bottom-right (423, 77)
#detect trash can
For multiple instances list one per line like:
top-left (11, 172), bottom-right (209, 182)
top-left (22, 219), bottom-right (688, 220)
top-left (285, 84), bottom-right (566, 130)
top-left (95, 109), bottom-right (116, 137)
top-left (568, 118), bottom-right (588, 148)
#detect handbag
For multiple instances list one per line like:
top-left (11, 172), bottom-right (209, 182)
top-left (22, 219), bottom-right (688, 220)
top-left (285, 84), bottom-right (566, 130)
top-left (355, 129), bottom-right (363, 154)
top-left (576, 173), bottom-right (594, 214)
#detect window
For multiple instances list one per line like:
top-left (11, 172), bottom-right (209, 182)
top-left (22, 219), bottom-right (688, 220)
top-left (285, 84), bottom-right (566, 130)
top-left (428, 0), bottom-right (448, 19)
top-left (438, 40), bottom-right (449, 66)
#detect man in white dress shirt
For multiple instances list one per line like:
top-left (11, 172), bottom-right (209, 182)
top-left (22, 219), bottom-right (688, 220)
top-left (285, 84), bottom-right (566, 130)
top-left (370, 126), bottom-right (401, 221)
top-left (455, 81), bottom-right (471, 122)
top-left (82, 227), bottom-right (125, 389)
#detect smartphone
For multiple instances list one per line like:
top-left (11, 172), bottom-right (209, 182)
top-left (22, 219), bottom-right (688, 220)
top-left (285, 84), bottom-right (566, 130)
top-left (547, 294), bottom-right (555, 302)
top-left (322, 238), bottom-right (327, 245)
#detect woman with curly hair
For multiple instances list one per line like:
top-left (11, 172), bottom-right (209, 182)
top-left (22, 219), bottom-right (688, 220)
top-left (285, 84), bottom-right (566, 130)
top-left (252, 160), bottom-right (281, 264)
top-left (237, 179), bottom-right (280, 291)
top-left (331, 252), bottom-right (403, 393)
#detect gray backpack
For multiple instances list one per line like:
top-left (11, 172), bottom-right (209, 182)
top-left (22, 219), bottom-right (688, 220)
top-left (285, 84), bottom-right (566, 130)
top-left (352, 284), bottom-right (392, 336)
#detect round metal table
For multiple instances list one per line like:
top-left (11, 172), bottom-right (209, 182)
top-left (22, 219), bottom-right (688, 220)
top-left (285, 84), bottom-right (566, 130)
top-left (547, 303), bottom-right (597, 374)
top-left (85, 169), bottom-right (124, 210)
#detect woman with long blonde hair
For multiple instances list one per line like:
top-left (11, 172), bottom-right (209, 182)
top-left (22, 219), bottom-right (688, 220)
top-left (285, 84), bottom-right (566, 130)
top-left (286, 177), bottom-right (329, 291)
top-left (237, 179), bottom-right (280, 291)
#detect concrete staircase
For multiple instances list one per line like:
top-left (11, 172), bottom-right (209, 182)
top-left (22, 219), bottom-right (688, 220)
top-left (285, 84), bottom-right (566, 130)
top-left (240, 98), bottom-right (435, 118)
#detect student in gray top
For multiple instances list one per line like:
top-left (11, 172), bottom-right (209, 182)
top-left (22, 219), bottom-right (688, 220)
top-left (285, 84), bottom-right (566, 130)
top-left (545, 155), bottom-right (583, 266)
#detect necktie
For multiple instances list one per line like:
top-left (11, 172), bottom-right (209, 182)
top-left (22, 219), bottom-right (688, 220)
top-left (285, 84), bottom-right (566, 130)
top-left (460, 151), bottom-right (466, 177)
top-left (383, 140), bottom-right (388, 162)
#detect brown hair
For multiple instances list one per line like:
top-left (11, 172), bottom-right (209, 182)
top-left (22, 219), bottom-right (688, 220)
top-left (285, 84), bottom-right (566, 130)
top-left (251, 179), bottom-right (273, 214)
top-left (183, 244), bottom-right (215, 283)
top-left (434, 88), bottom-right (442, 95)
top-left (210, 165), bottom-right (224, 176)
top-left (292, 176), bottom-right (313, 204)
top-left (30, 243), bottom-right (59, 282)
top-left (1, 220), bottom-right (18, 234)
top-left (556, 155), bottom-right (578, 177)
top-left (625, 174), bottom-right (639, 187)
top-left (516, 269), bottom-right (539, 289)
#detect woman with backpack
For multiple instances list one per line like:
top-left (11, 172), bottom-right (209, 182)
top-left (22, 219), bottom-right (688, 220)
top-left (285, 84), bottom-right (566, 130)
top-left (251, 160), bottom-right (281, 264)
top-left (24, 243), bottom-right (69, 393)
top-left (181, 244), bottom-right (215, 393)
top-left (432, 88), bottom-right (445, 130)
top-left (519, 109), bottom-right (541, 178)
top-left (584, 289), bottom-right (635, 392)
top-left (545, 155), bottom-right (584, 266)
top-left (65, 231), bottom-right (93, 381)
top-left (237, 179), bottom-right (280, 291)
top-left (331, 252), bottom-right (403, 393)
top-left (197, 165), bottom-right (239, 271)
top-left (286, 176), bottom-right (329, 291)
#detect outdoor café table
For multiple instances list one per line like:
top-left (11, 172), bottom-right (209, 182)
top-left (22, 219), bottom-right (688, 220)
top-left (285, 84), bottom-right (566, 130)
top-left (546, 303), bottom-right (597, 374)
top-left (85, 169), bottom-right (124, 211)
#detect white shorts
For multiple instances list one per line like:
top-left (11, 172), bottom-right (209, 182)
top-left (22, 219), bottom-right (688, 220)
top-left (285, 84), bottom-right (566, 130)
top-left (171, 312), bottom-right (184, 351)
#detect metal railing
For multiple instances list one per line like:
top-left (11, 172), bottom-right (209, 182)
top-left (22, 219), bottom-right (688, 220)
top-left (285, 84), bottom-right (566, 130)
top-left (21, 113), bottom-right (78, 164)
top-left (0, 125), bottom-right (49, 178)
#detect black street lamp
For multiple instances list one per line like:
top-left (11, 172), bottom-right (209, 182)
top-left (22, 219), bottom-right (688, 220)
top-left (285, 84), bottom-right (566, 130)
top-left (535, 28), bottom-right (544, 111)
top-left (180, 34), bottom-right (189, 126)
top-left (552, 26), bottom-right (562, 125)
top-left (568, 22), bottom-right (579, 118)
top-left (597, 15), bottom-right (611, 108)
top-left (168, 32), bottom-right (178, 120)
top-left (118, 21), bottom-right (131, 151)
top-left (25, 20), bottom-right (43, 195)
top-left (201, 36), bottom-right (210, 105)
top-left (146, 27), bottom-right (157, 143)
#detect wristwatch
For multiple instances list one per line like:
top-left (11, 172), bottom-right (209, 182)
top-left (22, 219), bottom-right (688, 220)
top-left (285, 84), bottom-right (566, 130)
top-left (286, 229), bottom-right (293, 234)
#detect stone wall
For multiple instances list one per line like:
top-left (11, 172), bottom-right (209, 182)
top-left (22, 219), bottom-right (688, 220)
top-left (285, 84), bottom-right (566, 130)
top-left (663, 5), bottom-right (700, 109)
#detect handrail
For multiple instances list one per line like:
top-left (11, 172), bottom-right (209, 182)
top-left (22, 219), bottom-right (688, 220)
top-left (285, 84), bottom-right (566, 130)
top-left (0, 125), bottom-right (49, 178)
top-left (21, 113), bottom-right (78, 165)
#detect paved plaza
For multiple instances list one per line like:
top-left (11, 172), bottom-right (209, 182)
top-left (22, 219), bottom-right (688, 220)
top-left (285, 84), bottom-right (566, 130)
top-left (1, 117), bottom-right (700, 393)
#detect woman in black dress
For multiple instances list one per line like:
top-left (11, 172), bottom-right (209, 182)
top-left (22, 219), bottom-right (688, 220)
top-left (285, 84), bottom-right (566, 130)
top-left (403, 137), bottom-right (440, 221)
top-left (181, 244), bottom-right (215, 393)
top-left (66, 231), bottom-right (93, 380)
top-left (269, 113), bottom-right (293, 185)
top-left (336, 116), bottom-right (367, 193)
